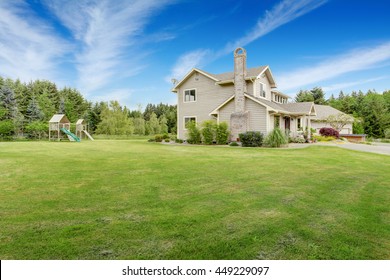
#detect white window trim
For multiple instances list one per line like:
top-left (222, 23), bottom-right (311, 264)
top-left (183, 116), bottom-right (197, 130)
top-left (183, 88), bottom-right (197, 103)
top-left (255, 80), bottom-right (266, 99)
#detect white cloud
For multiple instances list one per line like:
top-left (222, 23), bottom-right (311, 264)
top-left (44, 0), bottom-right (176, 95)
top-left (168, 0), bottom-right (327, 81)
top-left (321, 76), bottom-right (388, 92)
top-left (219, 0), bottom-right (328, 56)
top-left (278, 41), bottom-right (390, 91)
top-left (0, 1), bottom-right (70, 81)
top-left (166, 49), bottom-right (210, 82)
top-left (92, 88), bottom-right (133, 106)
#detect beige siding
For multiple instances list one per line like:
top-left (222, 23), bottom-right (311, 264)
top-left (253, 73), bottom-right (273, 101)
top-left (218, 98), bottom-right (267, 135)
top-left (177, 72), bottom-right (234, 139)
top-left (245, 99), bottom-right (267, 135)
top-left (219, 99), bottom-right (235, 125)
top-left (247, 81), bottom-right (254, 95)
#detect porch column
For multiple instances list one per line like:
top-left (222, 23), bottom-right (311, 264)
top-left (307, 117), bottom-right (311, 140)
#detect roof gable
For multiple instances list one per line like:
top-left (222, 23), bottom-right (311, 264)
top-left (172, 66), bottom-right (277, 92)
top-left (312, 105), bottom-right (353, 121)
top-left (171, 68), bottom-right (219, 92)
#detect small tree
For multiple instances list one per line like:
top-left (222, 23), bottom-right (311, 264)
top-left (215, 122), bottom-right (229, 145)
top-left (145, 112), bottom-right (160, 135)
top-left (159, 115), bottom-right (168, 134)
top-left (186, 121), bottom-right (201, 144)
top-left (201, 120), bottom-right (216, 145)
top-left (384, 128), bottom-right (390, 139)
top-left (319, 127), bottom-right (339, 138)
top-left (0, 120), bottom-right (15, 140)
top-left (326, 113), bottom-right (354, 132)
top-left (25, 121), bottom-right (48, 139)
top-left (133, 117), bottom-right (145, 135)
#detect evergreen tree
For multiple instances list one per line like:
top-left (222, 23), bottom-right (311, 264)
top-left (311, 87), bottom-right (327, 104)
top-left (58, 97), bottom-right (65, 114)
top-left (26, 95), bottom-right (43, 122)
top-left (295, 90), bottom-right (314, 102)
top-left (0, 86), bottom-right (18, 120)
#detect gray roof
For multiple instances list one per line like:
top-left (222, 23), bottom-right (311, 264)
top-left (245, 94), bottom-right (287, 112)
top-left (212, 95), bottom-right (352, 119)
top-left (279, 102), bottom-right (314, 114)
top-left (49, 114), bottom-right (69, 123)
top-left (207, 66), bottom-right (267, 81)
top-left (312, 105), bottom-right (352, 120)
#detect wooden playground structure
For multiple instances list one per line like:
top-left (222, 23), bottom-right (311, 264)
top-left (49, 114), bottom-right (94, 142)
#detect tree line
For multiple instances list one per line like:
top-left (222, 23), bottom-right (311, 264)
top-left (295, 87), bottom-right (390, 138)
top-left (0, 76), bottom-right (176, 140)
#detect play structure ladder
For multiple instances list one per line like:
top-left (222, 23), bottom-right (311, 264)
top-left (83, 130), bottom-right (94, 141)
top-left (60, 128), bottom-right (81, 142)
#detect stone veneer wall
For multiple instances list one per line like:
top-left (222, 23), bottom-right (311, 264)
top-left (230, 47), bottom-right (250, 141)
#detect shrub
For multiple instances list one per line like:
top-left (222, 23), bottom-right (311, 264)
top-left (384, 128), bottom-right (390, 139)
top-left (215, 122), bottom-right (229, 145)
top-left (319, 127), bottom-right (339, 138)
top-left (201, 120), bottom-right (216, 145)
top-left (239, 131), bottom-right (264, 147)
top-left (164, 139), bottom-right (170, 143)
top-left (264, 127), bottom-right (288, 148)
top-left (186, 121), bottom-right (201, 144)
top-left (162, 133), bottom-right (170, 140)
top-left (289, 136), bottom-right (305, 143)
top-left (25, 121), bottom-right (48, 139)
top-left (154, 134), bottom-right (163, 142)
top-left (175, 138), bottom-right (184, 143)
top-left (0, 120), bottom-right (15, 140)
top-left (313, 135), bottom-right (336, 142)
top-left (229, 141), bottom-right (239, 146)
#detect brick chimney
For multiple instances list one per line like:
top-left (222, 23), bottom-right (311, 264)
top-left (230, 47), bottom-right (249, 141)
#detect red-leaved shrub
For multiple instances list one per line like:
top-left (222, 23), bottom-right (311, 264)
top-left (319, 127), bottom-right (339, 138)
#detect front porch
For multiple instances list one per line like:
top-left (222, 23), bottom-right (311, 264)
top-left (271, 114), bottom-right (313, 139)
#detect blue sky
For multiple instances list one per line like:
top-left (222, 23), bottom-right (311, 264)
top-left (0, 0), bottom-right (389, 109)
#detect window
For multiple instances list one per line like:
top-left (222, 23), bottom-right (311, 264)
top-left (184, 89), bottom-right (196, 102)
top-left (274, 116), bottom-right (280, 128)
top-left (297, 118), bottom-right (302, 129)
top-left (256, 81), bottom-right (266, 98)
top-left (259, 82), bottom-right (265, 97)
top-left (184, 117), bottom-right (196, 129)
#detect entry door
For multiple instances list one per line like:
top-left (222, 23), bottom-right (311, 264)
top-left (285, 117), bottom-right (291, 131)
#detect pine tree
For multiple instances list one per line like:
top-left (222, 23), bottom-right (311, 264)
top-left (0, 86), bottom-right (18, 120)
top-left (26, 95), bottom-right (43, 122)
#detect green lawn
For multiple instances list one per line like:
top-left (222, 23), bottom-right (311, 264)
top-left (0, 140), bottom-right (389, 260)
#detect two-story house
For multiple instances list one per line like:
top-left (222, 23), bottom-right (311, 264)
top-left (172, 47), bottom-right (352, 141)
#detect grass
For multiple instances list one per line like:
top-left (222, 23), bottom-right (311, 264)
top-left (0, 140), bottom-right (389, 260)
